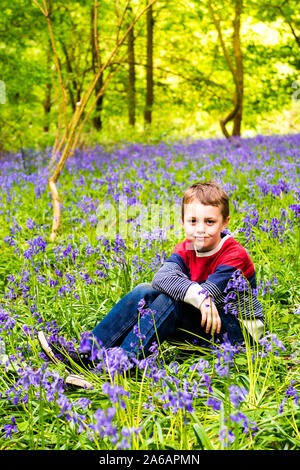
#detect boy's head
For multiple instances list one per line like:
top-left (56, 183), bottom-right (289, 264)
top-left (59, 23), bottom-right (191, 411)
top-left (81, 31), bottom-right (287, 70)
top-left (181, 181), bottom-right (230, 252)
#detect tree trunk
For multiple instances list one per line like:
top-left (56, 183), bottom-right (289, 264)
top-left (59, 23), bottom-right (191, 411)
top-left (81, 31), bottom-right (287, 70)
top-left (208, 0), bottom-right (243, 139)
top-left (128, 17), bottom-right (136, 126)
top-left (92, 74), bottom-right (104, 130)
top-left (144, 3), bottom-right (153, 125)
top-left (91, 3), bottom-right (103, 130)
top-left (43, 36), bottom-right (52, 132)
top-left (43, 81), bottom-right (51, 132)
top-left (60, 41), bottom-right (77, 113)
top-left (232, 0), bottom-right (243, 136)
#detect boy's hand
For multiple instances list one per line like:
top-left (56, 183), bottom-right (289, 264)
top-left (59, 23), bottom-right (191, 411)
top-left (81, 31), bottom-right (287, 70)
top-left (200, 298), bottom-right (221, 335)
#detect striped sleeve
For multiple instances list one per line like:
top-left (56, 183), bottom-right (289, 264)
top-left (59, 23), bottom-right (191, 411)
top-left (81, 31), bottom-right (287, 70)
top-left (151, 254), bottom-right (199, 301)
top-left (200, 264), bottom-right (239, 304)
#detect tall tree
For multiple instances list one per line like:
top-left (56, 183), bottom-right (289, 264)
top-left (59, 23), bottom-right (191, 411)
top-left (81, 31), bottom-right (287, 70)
top-left (127, 6), bottom-right (136, 126)
top-left (232, 0), bottom-right (243, 136)
top-left (91, 1), bottom-right (103, 130)
top-left (43, 41), bottom-right (52, 133)
top-left (208, 0), bottom-right (244, 139)
top-left (144, 2), bottom-right (154, 125)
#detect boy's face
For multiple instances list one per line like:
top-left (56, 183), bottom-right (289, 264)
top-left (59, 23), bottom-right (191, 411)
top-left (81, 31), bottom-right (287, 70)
top-left (181, 200), bottom-right (230, 252)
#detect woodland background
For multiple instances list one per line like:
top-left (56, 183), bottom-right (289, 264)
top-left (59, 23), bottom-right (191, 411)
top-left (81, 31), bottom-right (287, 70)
top-left (1, 0), bottom-right (300, 155)
top-left (0, 1), bottom-right (299, 451)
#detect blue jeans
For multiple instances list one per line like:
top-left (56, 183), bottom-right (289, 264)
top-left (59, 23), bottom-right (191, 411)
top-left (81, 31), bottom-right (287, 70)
top-left (91, 283), bottom-right (244, 359)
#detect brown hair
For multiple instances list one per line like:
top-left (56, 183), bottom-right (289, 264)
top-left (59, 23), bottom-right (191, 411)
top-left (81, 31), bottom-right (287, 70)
top-left (181, 181), bottom-right (229, 221)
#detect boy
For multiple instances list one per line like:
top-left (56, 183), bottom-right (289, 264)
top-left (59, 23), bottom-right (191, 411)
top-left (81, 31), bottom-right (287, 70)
top-left (38, 181), bottom-right (264, 386)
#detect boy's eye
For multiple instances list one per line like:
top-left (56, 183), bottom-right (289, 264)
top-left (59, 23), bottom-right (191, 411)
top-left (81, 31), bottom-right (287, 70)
top-left (206, 220), bottom-right (214, 225)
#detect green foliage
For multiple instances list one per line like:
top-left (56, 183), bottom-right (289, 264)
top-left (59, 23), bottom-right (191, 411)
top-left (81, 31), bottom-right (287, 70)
top-left (0, 0), bottom-right (299, 152)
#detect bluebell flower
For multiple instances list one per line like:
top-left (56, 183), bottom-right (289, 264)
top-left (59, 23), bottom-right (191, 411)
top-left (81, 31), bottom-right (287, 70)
top-left (206, 396), bottom-right (222, 411)
top-left (229, 411), bottom-right (257, 434)
top-left (279, 380), bottom-right (299, 414)
top-left (3, 417), bottom-right (18, 439)
top-left (228, 385), bottom-right (248, 409)
top-left (219, 426), bottom-right (235, 446)
top-left (26, 218), bottom-right (36, 230)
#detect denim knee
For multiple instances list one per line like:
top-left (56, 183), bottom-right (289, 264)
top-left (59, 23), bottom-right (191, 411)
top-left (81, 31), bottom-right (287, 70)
top-left (132, 282), bottom-right (155, 297)
top-left (134, 282), bottom-right (152, 289)
top-left (131, 282), bottom-right (162, 306)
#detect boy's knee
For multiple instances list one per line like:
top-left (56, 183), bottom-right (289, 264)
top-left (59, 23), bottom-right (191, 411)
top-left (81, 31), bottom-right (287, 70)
top-left (135, 282), bottom-right (152, 289)
top-left (132, 282), bottom-right (158, 297)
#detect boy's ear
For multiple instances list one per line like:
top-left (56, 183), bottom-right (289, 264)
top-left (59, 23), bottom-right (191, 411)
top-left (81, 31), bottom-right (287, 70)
top-left (223, 216), bottom-right (230, 228)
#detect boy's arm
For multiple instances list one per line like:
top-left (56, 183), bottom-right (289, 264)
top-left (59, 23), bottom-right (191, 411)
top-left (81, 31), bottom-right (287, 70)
top-left (151, 257), bottom-right (222, 334)
top-left (151, 260), bottom-right (199, 302)
top-left (201, 264), bottom-right (265, 340)
top-left (199, 264), bottom-right (240, 304)
top-left (151, 253), bottom-right (208, 308)
top-left (152, 250), bottom-right (263, 315)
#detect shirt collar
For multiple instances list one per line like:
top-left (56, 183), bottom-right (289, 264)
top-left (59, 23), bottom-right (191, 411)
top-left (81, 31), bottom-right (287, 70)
top-left (194, 234), bottom-right (231, 257)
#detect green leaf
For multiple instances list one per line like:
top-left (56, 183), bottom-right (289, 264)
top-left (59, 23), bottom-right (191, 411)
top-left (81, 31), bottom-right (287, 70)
top-left (18, 421), bottom-right (29, 432)
top-left (192, 423), bottom-right (215, 450)
top-left (191, 414), bottom-right (215, 450)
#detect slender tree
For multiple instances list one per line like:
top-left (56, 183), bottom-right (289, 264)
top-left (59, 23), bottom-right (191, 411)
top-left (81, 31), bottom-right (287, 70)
top-left (43, 42), bottom-right (52, 132)
top-left (232, 0), bottom-right (243, 136)
top-left (208, 0), bottom-right (244, 139)
top-left (144, 1), bottom-right (154, 125)
top-left (127, 6), bottom-right (136, 126)
top-left (91, 1), bottom-right (103, 130)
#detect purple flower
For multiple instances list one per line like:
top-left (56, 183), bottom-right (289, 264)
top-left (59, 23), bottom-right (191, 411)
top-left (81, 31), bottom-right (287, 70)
top-left (258, 333), bottom-right (286, 356)
top-left (91, 407), bottom-right (117, 441)
top-left (212, 339), bottom-right (240, 378)
top-left (138, 298), bottom-right (146, 308)
top-left (3, 417), bottom-right (18, 439)
top-left (23, 235), bottom-right (47, 259)
top-left (279, 380), bottom-right (299, 413)
top-left (26, 218), bottom-right (36, 230)
top-left (206, 396), bottom-right (222, 411)
top-left (102, 382), bottom-right (130, 409)
top-left (289, 204), bottom-right (300, 219)
top-left (219, 426), bottom-right (235, 446)
top-left (228, 385), bottom-right (248, 409)
top-left (190, 359), bottom-right (210, 374)
top-left (229, 411), bottom-right (257, 434)
top-left (93, 346), bottom-right (135, 376)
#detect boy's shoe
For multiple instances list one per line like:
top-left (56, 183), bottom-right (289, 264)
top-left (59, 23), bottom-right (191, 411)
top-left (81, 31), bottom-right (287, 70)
top-left (38, 331), bottom-right (95, 371)
top-left (65, 374), bottom-right (93, 389)
top-left (37, 331), bottom-right (60, 365)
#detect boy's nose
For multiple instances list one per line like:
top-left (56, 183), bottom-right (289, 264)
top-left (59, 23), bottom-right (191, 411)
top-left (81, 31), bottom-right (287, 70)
top-left (195, 222), bottom-right (205, 233)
